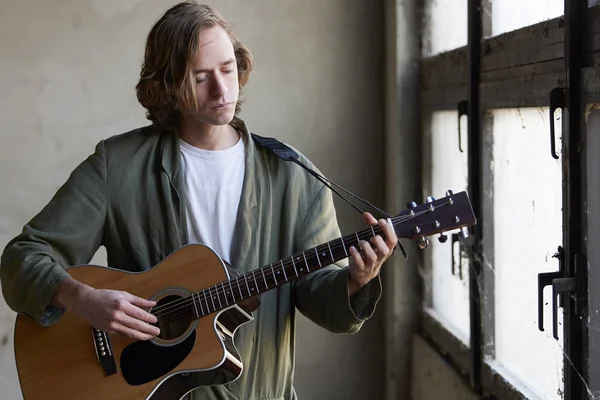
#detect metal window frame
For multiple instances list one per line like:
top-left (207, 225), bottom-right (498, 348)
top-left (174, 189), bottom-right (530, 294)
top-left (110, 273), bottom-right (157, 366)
top-left (562, 1), bottom-right (588, 398)
top-left (421, 7), bottom-right (600, 113)
top-left (419, 2), bottom-right (600, 399)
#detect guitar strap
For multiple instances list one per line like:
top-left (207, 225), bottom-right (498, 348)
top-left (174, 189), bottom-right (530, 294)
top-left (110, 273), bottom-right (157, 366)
top-left (251, 133), bottom-right (407, 259)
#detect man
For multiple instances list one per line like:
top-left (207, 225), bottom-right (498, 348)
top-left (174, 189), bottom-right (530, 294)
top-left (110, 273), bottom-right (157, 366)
top-left (1, 1), bottom-right (397, 399)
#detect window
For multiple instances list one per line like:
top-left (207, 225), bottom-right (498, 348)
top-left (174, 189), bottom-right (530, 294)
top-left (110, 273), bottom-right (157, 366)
top-left (418, 1), bottom-right (599, 398)
top-left (427, 111), bottom-right (470, 342)
top-left (488, 107), bottom-right (564, 399)
top-left (422, 0), bottom-right (467, 56)
top-left (490, 0), bottom-right (563, 36)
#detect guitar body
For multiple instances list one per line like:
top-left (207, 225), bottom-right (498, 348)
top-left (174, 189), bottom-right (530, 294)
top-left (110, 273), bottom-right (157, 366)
top-left (14, 244), bottom-right (253, 400)
top-left (13, 191), bottom-right (477, 400)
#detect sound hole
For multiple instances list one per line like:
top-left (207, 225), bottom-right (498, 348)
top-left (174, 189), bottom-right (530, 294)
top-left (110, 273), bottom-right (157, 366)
top-left (153, 294), bottom-right (194, 341)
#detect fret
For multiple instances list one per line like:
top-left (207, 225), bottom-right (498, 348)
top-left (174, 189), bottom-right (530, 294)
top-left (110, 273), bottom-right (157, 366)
top-left (202, 289), bottom-right (211, 314)
top-left (270, 263), bottom-right (278, 285)
top-left (280, 260), bottom-right (288, 281)
top-left (370, 226), bottom-right (376, 239)
top-left (209, 288), bottom-right (217, 311)
top-left (195, 292), bottom-right (206, 316)
top-left (327, 241), bottom-right (335, 262)
top-left (236, 277), bottom-right (244, 300)
top-left (243, 275), bottom-right (252, 297)
top-left (290, 256), bottom-right (299, 276)
top-left (355, 232), bottom-right (361, 247)
top-left (314, 248), bottom-right (322, 267)
top-left (191, 293), bottom-right (200, 318)
top-left (229, 279), bottom-right (236, 302)
top-left (251, 271), bottom-right (259, 294)
top-left (302, 251), bottom-right (310, 272)
top-left (340, 237), bottom-right (348, 257)
top-left (214, 286), bottom-right (223, 309)
top-left (220, 282), bottom-right (229, 306)
top-left (260, 267), bottom-right (268, 290)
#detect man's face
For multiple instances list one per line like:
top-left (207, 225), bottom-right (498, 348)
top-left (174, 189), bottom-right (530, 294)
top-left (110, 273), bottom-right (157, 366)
top-left (187, 25), bottom-right (239, 126)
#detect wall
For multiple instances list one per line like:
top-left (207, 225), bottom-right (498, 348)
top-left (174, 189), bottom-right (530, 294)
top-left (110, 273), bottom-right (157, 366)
top-left (382, 0), bottom-right (423, 397)
top-left (0, 1), bottom-right (386, 399)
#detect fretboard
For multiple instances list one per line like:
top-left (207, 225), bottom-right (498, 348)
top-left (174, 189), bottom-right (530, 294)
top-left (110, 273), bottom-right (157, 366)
top-left (154, 191), bottom-right (474, 324)
top-left (189, 223), bottom-right (387, 319)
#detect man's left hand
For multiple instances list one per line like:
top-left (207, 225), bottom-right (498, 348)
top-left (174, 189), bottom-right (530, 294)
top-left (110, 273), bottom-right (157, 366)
top-left (348, 212), bottom-right (398, 296)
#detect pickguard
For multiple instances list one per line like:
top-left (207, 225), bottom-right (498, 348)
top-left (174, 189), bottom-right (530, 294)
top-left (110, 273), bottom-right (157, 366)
top-left (120, 331), bottom-right (196, 386)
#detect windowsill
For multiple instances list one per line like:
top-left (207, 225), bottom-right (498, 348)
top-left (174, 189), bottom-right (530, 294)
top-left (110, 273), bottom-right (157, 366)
top-left (423, 307), bottom-right (470, 346)
top-left (421, 308), bottom-right (552, 400)
top-left (482, 359), bottom-right (547, 400)
top-left (420, 307), bottom-right (471, 379)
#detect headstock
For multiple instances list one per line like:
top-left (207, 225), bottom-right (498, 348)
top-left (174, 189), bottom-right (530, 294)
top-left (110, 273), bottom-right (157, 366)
top-left (392, 190), bottom-right (477, 249)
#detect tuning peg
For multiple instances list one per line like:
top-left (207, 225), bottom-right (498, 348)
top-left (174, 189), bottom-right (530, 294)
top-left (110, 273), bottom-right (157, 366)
top-left (458, 227), bottom-right (470, 239)
top-left (419, 237), bottom-right (430, 249)
top-left (406, 201), bottom-right (418, 209)
top-left (438, 233), bottom-right (448, 243)
top-left (446, 189), bottom-right (454, 196)
top-left (426, 196), bottom-right (435, 203)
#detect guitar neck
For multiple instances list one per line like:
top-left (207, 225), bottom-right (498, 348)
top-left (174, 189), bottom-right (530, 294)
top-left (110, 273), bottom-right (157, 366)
top-left (188, 190), bottom-right (475, 319)
top-left (190, 225), bottom-right (384, 318)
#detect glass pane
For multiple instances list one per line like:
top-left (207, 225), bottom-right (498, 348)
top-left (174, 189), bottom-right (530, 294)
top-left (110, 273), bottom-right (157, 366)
top-left (492, 108), bottom-right (564, 399)
top-left (586, 106), bottom-right (600, 394)
top-left (490, 0), bottom-right (563, 36)
top-left (423, 0), bottom-right (468, 57)
top-left (429, 111), bottom-right (470, 342)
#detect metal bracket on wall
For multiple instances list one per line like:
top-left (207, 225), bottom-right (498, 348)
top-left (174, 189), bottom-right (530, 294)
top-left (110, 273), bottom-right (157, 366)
top-left (549, 87), bottom-right (565, 160)
top-left (451, 231), bottom-right (471, 280)
top-left (537, 247), bottom-right (585, 340)
top-left (457, 100), bottom-right (468, 153)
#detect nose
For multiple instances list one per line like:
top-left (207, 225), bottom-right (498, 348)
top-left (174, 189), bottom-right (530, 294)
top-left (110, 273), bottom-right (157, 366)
top-left (210, 75), bottom-right (229, 97)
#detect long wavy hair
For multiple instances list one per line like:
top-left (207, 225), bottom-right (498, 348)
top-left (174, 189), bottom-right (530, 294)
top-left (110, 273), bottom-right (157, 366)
top-left (135, 1), bottom-right (253, 131)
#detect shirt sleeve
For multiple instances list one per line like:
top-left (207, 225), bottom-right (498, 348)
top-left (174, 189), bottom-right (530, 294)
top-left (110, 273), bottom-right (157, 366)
top-left (292, 185), bottom-right (382, 334)
top-left (0, 141), bottom-right (108, 326)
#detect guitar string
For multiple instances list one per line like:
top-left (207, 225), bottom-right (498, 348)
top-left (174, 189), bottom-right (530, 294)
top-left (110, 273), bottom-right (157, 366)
top-left (149, 218), bottom-right (412, 320)
top-left (149, 211), bottom-right (415, 318)
top-left (149, 204), bottom-right (447, 320)
top-left (149, 219), bottom-right (406, 326)
top-left (149, 202), bottom-right (452, 320)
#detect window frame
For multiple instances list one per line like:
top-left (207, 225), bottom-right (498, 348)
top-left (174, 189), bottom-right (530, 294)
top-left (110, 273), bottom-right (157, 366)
top-left (418, 2), bottom-right (600, 399)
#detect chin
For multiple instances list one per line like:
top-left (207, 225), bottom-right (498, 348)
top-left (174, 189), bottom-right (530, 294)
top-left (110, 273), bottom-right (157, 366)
top-left (210, 113), bottom-right (236, 126)
top-left (190, 108), bottom-right (236, 127)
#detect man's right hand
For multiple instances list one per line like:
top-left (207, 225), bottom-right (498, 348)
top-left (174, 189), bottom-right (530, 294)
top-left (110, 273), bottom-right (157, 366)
top-left (51, 278), bottom-right (160, 341)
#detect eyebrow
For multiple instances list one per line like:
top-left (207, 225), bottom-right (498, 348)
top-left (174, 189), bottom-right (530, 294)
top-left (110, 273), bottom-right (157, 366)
top-left (193, 58), bottom-right (235, 74)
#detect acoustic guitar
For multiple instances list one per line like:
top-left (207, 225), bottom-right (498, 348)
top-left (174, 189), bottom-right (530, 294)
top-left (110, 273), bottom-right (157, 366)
top-left (13, 190), bottom-right (476, 400)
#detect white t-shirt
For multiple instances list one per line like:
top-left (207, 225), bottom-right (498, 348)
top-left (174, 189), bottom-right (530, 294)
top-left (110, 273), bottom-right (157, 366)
top-left (179, 137), bottom-right (245, 264)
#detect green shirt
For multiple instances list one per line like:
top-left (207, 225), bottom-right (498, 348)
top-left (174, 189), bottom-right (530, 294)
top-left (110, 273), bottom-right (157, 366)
top-left (1, 118), bottom-right (382, 400)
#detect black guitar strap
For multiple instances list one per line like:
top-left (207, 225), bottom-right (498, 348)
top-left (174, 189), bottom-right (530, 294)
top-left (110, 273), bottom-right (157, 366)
top-left (251, 133), bottom-right (407, 259)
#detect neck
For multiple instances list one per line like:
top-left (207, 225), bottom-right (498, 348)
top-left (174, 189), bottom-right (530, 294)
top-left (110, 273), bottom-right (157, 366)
top-left (179, 119), bottom-right (240, 150)
top-left (175, 222), bottom-right (393, 321)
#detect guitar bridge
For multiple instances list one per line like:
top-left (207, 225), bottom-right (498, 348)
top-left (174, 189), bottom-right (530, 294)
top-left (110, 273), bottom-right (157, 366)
top-left (91, 327), bottom-right (117, 376)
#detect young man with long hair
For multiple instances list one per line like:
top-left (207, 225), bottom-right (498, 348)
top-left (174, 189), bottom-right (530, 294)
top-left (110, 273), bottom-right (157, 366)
top-left (1, 2), bottom-right (397, 399)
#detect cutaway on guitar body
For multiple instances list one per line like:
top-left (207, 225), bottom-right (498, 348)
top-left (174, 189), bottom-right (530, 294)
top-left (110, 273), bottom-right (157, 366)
top-left (14, 244), bottom-right (254, 400)
top-left (148, 304), bottom-right (253, 400)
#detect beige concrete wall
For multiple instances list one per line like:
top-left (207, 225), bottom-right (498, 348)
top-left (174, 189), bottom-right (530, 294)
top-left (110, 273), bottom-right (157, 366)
top-left (382, 0), bottom-right (423, 398)
top-left (0, 1), bottom-right (386, 399)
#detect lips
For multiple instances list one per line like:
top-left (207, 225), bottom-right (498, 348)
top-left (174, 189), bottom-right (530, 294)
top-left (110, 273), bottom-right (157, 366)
top-left (213, 102), bottom-right (232, 110)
